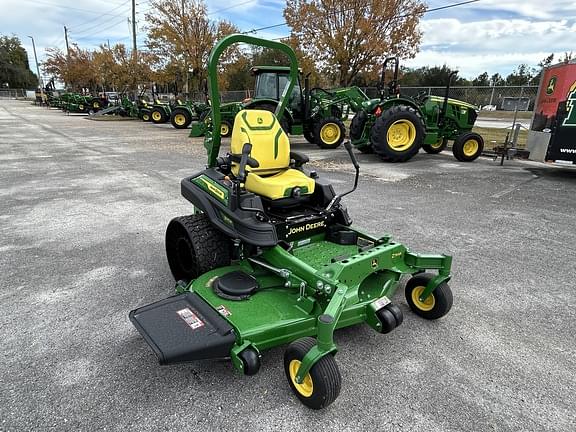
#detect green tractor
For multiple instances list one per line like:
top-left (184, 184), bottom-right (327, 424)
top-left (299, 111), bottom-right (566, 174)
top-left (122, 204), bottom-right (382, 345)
top-left (350, 58), bottom-right (484, 162)
top-left (170, 100), bottom-right (211, 129)
top-left (63, 93), bottom-right (109, 114)
top-left (190, 65), bottom-right (349, 149)
top-left (130, 34), bottom-right (454, 410)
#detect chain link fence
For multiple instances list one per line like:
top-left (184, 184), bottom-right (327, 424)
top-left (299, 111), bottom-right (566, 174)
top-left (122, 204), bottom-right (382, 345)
top-left (361, 86), bottom-right (538, 111)
top-left (213, 86), bottom-right (538, 111)
top-left (0, 89), bottom-right (27, 99)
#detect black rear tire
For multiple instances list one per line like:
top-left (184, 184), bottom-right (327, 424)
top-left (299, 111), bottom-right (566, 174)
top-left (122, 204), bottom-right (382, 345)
top-left (165, 213), bottom-right (231, 281)
top-left (315, 117), bottom-right (345, 149)
top-left (452, 132), bottom-right (484, 162)
top-left (284, 337), bottom-right (341, 410)
top-left (371, 105), bottom-right (425, 162)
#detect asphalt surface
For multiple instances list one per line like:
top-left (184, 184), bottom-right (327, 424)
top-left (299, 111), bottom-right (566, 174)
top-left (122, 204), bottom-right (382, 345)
top-left (1, 100), bottom-right (575, 432)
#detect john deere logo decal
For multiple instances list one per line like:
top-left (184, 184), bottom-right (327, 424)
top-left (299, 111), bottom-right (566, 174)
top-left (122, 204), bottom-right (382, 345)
top-left (546, 76), bottom-right (557, 95)
top-left (562, 90), bottom-right (576, 127)
top-left (257, 117), bottom-right (263, 124)
top-left (371, 258), bottom-right (378, 269)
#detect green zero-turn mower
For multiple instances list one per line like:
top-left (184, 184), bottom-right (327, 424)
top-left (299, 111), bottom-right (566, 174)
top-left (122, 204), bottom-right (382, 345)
top-left (129, 34), bottom-right (454, 410)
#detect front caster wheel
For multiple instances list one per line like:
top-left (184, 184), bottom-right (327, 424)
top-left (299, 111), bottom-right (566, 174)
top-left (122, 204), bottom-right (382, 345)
top-left (405, 273), bottom-right (453, 320)
top-left (238, 348), bottom-right (261, 376)
top-left (284, 337), bottom-right (341, 410)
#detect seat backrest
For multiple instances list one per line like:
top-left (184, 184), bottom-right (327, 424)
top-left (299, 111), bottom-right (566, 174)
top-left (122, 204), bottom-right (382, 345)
top-left (230, 109), bottom-right (290, 175)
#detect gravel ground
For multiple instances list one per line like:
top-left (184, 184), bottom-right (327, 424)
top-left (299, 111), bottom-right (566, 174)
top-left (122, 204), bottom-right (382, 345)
top-left (1, 100), bottom-right (575, 432)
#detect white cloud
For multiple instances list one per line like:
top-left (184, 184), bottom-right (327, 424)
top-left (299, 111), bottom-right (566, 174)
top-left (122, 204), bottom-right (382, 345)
top-left (407, 16), bottom-right (576, 77)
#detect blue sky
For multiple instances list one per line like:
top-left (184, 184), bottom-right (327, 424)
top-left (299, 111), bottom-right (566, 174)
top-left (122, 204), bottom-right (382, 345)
top-left (2, 0), bottom-right (575, 83)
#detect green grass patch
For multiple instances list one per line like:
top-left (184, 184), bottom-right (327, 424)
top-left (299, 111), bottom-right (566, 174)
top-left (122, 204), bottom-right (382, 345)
top-left (477, 110), bottom-right (533, 120)
top-left (472, 126), bottom-right (528, 149)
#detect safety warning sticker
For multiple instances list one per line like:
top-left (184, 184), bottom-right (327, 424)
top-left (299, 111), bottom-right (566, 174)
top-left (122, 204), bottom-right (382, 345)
top-left (176, 308), bottom-right (204, 329)
top-left (372, 296), bottom-right (391, 310)
top-left (216, 305), bottom-right (232, 317)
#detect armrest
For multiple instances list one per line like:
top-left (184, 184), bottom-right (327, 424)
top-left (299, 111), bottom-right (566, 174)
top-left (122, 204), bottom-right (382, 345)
top-left (290, 151), bottom-right (309, 168)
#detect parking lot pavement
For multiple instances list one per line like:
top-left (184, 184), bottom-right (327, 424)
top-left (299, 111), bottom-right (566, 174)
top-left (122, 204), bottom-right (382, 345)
top-left (1, 99), bottom-right (575, 432)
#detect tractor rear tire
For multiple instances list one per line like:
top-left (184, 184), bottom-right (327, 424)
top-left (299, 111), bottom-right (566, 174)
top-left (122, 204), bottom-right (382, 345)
top-left (405, 273), bottom-right (453, 320)
top-left (315, 117), bottom-right (345, 149)
top-left (371, 105), bottom-right (425, 162)
top-left (171, 108), bottom-right (192, 129)
top-left (423, 137), bottom-right (448, 154)
top-left (452, 132), bottom-right (484, 162)
top-left (151, 108), bottom-right (167, 124)
top-left (165, 213), bottom-right (231, 282)
top-left (284, 337), bottom-right (341, 410)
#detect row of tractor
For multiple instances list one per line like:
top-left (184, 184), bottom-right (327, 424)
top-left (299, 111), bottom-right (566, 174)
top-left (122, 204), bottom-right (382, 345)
top-left (44, 53), bottom-right (484, 164)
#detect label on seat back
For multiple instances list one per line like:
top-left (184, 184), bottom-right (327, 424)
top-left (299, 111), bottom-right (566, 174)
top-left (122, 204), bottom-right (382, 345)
top-left (176, 308), bottom-right (205, 330)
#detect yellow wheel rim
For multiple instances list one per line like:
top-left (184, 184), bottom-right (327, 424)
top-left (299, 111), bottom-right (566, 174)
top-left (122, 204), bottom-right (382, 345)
top-left (79, 105), bottom-right (84, 110)
top-left (143, 114), bottom-right (149, 121)
top-left (411, 286), bottom-right (435, 312)
top-left (174, 114), bottom-right (186, 126)
top-left (221, 123), bottom-right (229, 136)
top-left (462, 139), bottom-right (479, 157)
top-left (152, 111), bottom-right (161, 121)
top-left (430, 138), bottom-right (444, 149)
top-left (320, 123), bottom-right (341, 145)
top-left (94, 102), bottom-right (100, 108)
top-left (288, 360), bottom-right (313, 397)
top-left (386, 120), bottom-right (416, 151)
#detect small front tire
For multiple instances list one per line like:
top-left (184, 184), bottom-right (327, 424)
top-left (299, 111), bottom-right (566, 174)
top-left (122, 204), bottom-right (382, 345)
top-left (284, 337), bottom-right (341, 410)
top-left (422, 137), bottom-right (448, 154)
top-left (405, 273), bottom-right (453, 320)
top-left (239, 348), bottom-right (261, 376)
top-left (452, 132), bottom-right (484, 162)
top-left (315, 117), bottom-right (345, 149)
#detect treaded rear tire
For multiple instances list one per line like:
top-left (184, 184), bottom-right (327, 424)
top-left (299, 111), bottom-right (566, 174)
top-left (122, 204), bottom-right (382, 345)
top-left (284, 337), bottom-right (341, 410)
top-left (371, 105), bottom-right (425, 162)
top-left (165, 213), bottom-right (231, 281)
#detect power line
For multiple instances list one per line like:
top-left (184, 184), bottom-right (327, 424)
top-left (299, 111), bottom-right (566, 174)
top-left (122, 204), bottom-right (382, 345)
top-left (69, 0), bottom-right (132, 30)
top-left (242, 0), bottom-right (482, 35)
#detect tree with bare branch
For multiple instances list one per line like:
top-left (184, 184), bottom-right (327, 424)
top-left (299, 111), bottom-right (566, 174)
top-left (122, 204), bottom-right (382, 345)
top-left (284, 0), bottom-right (425, 86)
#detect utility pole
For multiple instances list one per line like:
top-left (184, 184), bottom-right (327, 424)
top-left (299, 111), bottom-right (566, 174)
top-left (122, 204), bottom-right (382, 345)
top-left (27, 36), bottom-right (44, 105)
top-left (131, 0), bottom-right (137, 58)
top-left (131, 0), bottom-right (137, 98)
top-left (63, 26), bottom-right (70, 57)
top-left (182, 0), bottom-right (188, 96)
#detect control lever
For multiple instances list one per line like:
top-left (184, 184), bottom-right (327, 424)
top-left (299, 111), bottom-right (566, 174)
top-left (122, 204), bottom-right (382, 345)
top-left (326, 141), bottom-right (360, 212)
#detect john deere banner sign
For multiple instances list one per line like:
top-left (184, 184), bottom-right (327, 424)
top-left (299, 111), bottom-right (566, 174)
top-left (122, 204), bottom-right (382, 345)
top-left (529, 62), bottom-right (576, 163)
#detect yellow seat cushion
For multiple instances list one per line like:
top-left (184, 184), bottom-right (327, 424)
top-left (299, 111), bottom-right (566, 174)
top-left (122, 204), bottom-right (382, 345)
top-left (230, 109), bottom-right (315, 200)
top-left (245, 169), bottom-right (315, 200)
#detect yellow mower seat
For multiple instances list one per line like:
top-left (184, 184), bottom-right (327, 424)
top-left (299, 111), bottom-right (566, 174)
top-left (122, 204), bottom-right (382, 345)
top-left (231, 110), bottom-right (315, 200)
